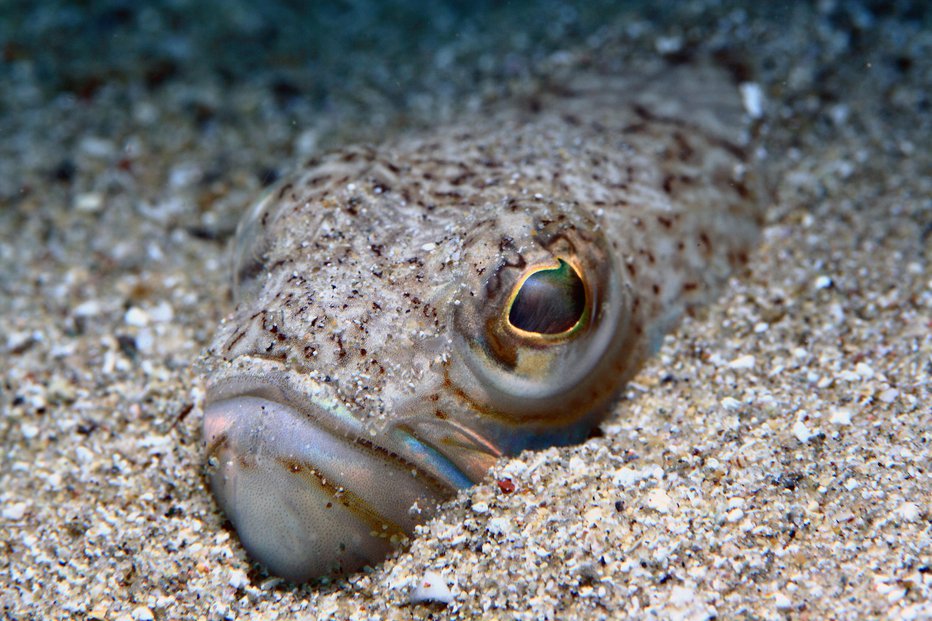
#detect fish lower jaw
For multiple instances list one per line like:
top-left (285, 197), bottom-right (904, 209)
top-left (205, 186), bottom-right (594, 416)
top-left (203, 394), bottom-right (443, 581)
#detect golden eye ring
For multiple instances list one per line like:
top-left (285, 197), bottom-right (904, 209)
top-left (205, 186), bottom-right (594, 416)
top-left (503, 257), bottom-right (590, 342)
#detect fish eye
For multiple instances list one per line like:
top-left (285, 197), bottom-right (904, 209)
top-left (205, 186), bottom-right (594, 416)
top-left (506, 259), bottom-right (588, 337)
top-left (450, 215), bottom-right (627, 424)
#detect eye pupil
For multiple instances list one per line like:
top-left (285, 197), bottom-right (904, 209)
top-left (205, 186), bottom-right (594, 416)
top-left (508, 259), bottom-right (586, 335)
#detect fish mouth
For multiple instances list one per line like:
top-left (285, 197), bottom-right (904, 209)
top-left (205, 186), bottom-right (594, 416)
top-left (202, 372), bottom-right (457, 582)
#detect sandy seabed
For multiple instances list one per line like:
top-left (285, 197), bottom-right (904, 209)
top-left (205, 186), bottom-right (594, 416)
top-left (1, 2), bottom-right (929, 619)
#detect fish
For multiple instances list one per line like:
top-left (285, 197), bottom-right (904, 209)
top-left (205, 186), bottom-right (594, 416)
top-left (200, 59), bottom-right (765, 583)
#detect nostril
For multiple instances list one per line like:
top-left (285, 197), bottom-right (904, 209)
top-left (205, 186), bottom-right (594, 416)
top-left (202, 394), bottom-right (445, 582)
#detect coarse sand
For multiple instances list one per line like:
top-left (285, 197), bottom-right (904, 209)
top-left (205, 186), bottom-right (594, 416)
top-left (1, 2), bottom-right (929, 619)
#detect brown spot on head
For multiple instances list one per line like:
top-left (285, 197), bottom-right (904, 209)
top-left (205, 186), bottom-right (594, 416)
top-left (306, 174), bottom-right (331, 188)
top-left (276, 182), bottom-right (294, 200)
top-left (674, 132), bottom-right (695, 161)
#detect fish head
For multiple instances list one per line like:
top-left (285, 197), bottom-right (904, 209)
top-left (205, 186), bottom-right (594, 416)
top-left (201, 172), bottom-right (640, 581)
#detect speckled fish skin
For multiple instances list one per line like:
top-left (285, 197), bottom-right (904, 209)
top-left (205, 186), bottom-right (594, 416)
top-left (201, 61), bottom-right (764, 582)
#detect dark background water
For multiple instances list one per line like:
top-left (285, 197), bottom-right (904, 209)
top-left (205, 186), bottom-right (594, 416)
top-left (2, 1), bottom-right (637, 100)
top-left (1, 0), bottom-right (928, 129)
top-left (1, 0), bottom-right (928, 225)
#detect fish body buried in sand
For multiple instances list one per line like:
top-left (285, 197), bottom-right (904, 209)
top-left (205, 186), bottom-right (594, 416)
top-left (201, 60), bottom-right (765, 582)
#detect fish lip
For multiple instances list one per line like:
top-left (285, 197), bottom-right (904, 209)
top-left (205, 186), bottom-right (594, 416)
top-left (204, 366), bottom-right (380, 448)
top-left (203, 394), bottom-right (393, 581)
top-left (202, 370), bottom-right (454, 581)
top-left (205, 365), bottom-right (494, 487)
top-left (205, 370), bottom-right (340, 426)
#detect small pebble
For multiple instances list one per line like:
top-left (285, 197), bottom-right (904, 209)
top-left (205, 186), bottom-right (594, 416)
top-left (727, 354), bottom-right (756, 370)
top-left (813, 275), bottom-right (833, 289)
top-left (854, 362), bottom-right (874, 379)
top-left (721, 396), bottom-right (742, 411)
top-left (773, 593), bottom-right (792, 610)
top-left (73, 300), bottom-right (102, 317)
top-left (669, 585), bottom-right (695, 606)
top-left (79, 136), bottom-right (115, 158)
top-left (75, 446), bottom-right (95, 465)
top-left (2, 502), bottom-right (28, 520)
top-left (612, 465), bottom-right (657, 487)
top-left (75, 192), bottom-right (104, 213)
top-left (878, 388), bottom-right (898, 403)
top-left (6, 331), bottom-right (39, 353)
top-left (646, 488), bottom-right (674, 514)
top-left (727, 497), bottom-right (745, 510)
top-left (654, 35), bottom-right (683, 54)
top-left (409, 571), bottom-right (453, 605)
top-left (471, 501), bottom-right (489, 514)
top-left (486, 517), bottom-right (511, 536)
top-left (21, 424), bottom-right (39, 440)
top-left (131, 607), bottom-right (154, 621)
top-left (895, 502), bottom-right (920, 523)
top-left (148, 301), bottom-right (174, 323)
top-left (124, 307), bottom-right (150, 327)
top-left (739, 82), bottom-right (764, 119)
top-left (228, 569), bottom-right (249, 589)
top-left (793, 420), bottom-right (815, 443)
